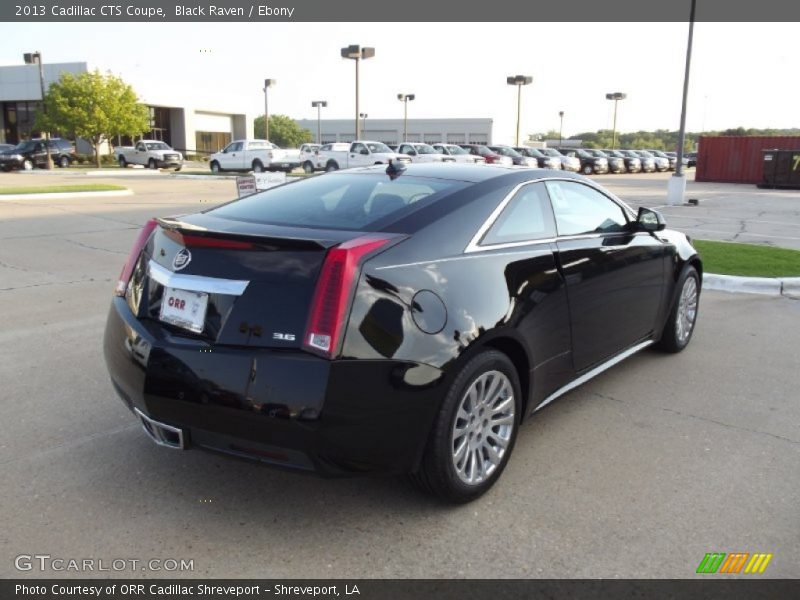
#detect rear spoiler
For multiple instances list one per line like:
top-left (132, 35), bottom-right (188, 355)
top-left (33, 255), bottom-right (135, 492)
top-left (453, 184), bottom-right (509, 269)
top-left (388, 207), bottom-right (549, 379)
top-left (155, 217), bottom-right (337, 251)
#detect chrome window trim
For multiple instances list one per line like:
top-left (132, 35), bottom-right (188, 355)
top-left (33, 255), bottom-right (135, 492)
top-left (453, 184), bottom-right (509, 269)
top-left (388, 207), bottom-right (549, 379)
top-left (148, 260), bottom-right (249, 296)
top-left (464, 177), bottom-right (636, 254)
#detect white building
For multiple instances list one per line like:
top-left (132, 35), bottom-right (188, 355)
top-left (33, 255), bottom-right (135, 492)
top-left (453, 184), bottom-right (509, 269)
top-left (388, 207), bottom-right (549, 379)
top-left (294, 118), bottom-right (493, 146)
top-left (0, 60), bottom-right (251, 155)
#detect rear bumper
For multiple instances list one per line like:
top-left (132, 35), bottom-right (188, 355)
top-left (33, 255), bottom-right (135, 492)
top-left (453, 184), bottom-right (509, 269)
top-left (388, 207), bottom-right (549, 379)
top-left (103, 298), bottom-right (444, 476)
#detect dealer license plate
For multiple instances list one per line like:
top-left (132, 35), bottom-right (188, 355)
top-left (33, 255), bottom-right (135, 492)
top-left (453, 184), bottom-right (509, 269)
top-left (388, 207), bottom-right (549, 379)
top-left (159, 287), bottom-right (208, 333)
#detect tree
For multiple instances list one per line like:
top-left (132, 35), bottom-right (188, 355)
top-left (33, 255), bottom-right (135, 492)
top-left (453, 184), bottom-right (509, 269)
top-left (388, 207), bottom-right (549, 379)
top-left (254, 114), bottom-right (313, 148)
top-left (35, 70), bottom-right (150, 168)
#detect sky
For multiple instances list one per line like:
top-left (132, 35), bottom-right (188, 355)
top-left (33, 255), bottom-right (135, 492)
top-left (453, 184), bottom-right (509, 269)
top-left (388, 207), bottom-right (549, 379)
top-left (0, 21), bottom-right (796, 144)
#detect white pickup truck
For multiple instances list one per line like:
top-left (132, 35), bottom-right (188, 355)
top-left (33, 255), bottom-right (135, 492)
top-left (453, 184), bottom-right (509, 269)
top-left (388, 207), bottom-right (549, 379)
top-left (116, 140), bottom-right (183, 170)
top-left (318, 141), bottom-right (411, 172)
top-left (209, 139), bottom-right (302, 173)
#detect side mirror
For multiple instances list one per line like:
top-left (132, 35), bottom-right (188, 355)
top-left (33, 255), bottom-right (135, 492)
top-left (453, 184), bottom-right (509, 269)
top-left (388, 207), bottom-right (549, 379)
top-left (636, 207), bottom-right (666, 232)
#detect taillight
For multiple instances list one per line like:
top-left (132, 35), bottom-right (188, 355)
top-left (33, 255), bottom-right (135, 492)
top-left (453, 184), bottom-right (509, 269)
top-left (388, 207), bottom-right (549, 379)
top-left (303, 234), bottom-right (400, 358)
top-left (115, 219), bottom-right (158, 296)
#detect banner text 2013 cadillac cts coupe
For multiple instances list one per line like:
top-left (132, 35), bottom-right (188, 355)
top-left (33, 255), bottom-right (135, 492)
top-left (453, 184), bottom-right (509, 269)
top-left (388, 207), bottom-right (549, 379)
top-left (104, 163), bottom-right (701, 503)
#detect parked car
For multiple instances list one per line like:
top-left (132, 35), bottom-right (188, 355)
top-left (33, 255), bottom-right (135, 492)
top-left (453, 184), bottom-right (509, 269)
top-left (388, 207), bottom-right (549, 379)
top-left (117, 140), bottom-right (183, 171)
top-left (513, 147), bottom-right (562, 170)
top-left (638, 150), bottom-right (670, 172)
top-left (556, 148), bottom-right (609, 175)
top-left (104, 162), bottom-right (701, 503)
top-left (209, 139), bottom-right (300, 173)
top-left (604, 149), bottom-right (642, 173)
top-left (540, 147), bottom-right (581, 172)
top-left (633, 150), bottom-right (669, 173)
top-left (460, 144), bottom-right (513, 166)
top-left (487, 145), bottom-right (537, 167)
top-left (620, 149), bottom-right (656, 173)
top-left (685, 152), bottom-right (698, 168)
top-left (584, 149), bottom-right (625, 174)
top-left (0, 138), bottom-right (76, 171)
top-left (317, 140), bottom-right (411, 171)
top-left (0, 143), bottom-right (15, 152)
top-left (431, 143), bottom-right (486, 164)
top-left (664, 151), bottom-right (689, 168)
top-left (647, 149), bottom-right (676, 171)
top-left (299, 143), bottom-right (321, 173)
top-left (397, 142), bottom-right (456, 163)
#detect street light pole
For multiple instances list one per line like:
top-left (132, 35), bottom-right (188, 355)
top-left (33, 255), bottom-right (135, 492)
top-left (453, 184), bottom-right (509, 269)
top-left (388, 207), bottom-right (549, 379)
top-left (341, 45), bottom-right (375, 140)
top-left (360, 112), bottom-right (368, 134)
top-left (263, 79), bottom-right (276, 140)
top-left (311, 101), bottom-right (327, 144)
top-left (559, 111), bottom-right (564, 146)
top-left (667, 0), bottom-right (697, 206)
top-left (397, 94), bottom-right (415, 141)
top-left (25, 51), bottom-right (53, 169)
top-left (605, 92), bottom-right (627, 150)
top-left (506, 75), bottom-right (533, 147)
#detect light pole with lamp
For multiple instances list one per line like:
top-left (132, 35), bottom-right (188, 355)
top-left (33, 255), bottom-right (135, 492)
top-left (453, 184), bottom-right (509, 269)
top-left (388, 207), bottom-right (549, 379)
top-left (341, 45), bottom-right (375, 140)
top-left (506, 75), bottom-right (532, 147)
top-left (605, 92), bottom-right (626, 150)
top-left (559, 111), bottom-right (565, 146)
top-left (263, 79), bottom-right (276, 140)
top-left (359, 112), bottom-right (368, 134)
top-left (311, 101), bottom-right (327, 144)
top-left (397, 94), bottom-right (414, 142)
top-left (24, 51), bottom-right (53, 169)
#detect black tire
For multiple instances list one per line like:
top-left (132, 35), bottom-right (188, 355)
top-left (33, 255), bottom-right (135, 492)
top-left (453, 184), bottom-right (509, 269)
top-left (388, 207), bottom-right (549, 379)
top-left (58, 156), bottom-right (69, 168)
top-left (302, 161), bottom-right (314, 174)
top-left (174, 166), bottom-right (182, 172)
top-left (325, 161), bottom-right (339, 172)
top-left (582, 164), bottom-right (594, 175)
top-left (410, 349), bottom-right (521, 503)
top-left (252, 160), bottom-right (264, 173)
top-left (210, 161), bottom-right (221, 173)
top-left (148, 158), bottom-right (157, 170)
top-left (22, 159), bottom-right (34, 171)
top-left (118, 156), bottom-right (127, 168)
top-left (656, 265), bottom-right (700, 353)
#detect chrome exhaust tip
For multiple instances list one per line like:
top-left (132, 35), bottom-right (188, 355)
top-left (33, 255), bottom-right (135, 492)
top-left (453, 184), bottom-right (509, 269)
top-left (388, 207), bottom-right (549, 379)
top-left (134, 408), bottom-right (186, 450)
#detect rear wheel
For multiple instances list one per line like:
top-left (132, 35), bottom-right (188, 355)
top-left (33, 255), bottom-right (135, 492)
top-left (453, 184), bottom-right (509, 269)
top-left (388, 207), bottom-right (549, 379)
top-left (656, 265), bottom-right (700, 353)
top-left (325, 161), bottom-right (339, 172)
top-left (58, 156), bottom-right (69, 168)
top-left (582, 164), bottom-right (594, 175)
top-left (252, 160), bottom-right (264, 173)
top-left (22, 159), bottom-right (34, 171)
top-left (118, 156), bottom-right (127, 168)
top-left (411, 350), bottom-right (521, 503)
top-left (302, 161), bottom-right (314, 174)
top-left (148, 158), bottom-right (157, 170)
top-left (210, 161), bottom-right (221, 173)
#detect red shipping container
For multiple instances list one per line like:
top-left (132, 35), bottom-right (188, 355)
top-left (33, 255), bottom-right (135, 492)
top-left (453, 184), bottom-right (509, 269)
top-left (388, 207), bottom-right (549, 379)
top-left (695, 136), bottom-right (800, 184)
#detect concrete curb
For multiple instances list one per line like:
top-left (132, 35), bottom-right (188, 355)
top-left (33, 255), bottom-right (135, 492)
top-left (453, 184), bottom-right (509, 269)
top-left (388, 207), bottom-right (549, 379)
top-left (703, 273), bottom-right (800, 298)
top-left (0, 189), bottom-right (133, 201)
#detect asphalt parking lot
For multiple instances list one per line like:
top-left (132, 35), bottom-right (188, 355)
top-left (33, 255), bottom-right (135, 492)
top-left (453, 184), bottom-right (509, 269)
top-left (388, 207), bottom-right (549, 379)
top-left (1, 170), bottom-right (798, 579)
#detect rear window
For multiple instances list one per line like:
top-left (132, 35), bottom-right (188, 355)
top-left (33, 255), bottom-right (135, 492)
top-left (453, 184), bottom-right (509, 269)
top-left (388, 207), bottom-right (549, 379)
top-left (208, 173), bottom-right (468, 231)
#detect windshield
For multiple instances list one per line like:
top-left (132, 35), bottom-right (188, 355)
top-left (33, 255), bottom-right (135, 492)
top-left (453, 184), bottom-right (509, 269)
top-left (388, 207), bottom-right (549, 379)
top-left (541, 148), bottom-right (564, 157)
top-left (145, 142), bottom-right (170, 150)
top-left (208, 174), bottom-right (468, 231)
top-left (588, 150), bottom-right (608, 157)
top-left (366, 142), bottom-right (391, 153)
top-left (492, 147), bottom-right (521, 158)
top-left (637, 150), bottom-right (654, 157)
top-left (575, 149), bottom-right (593, 158)
top-left (14, 142), bottom-right (37, 152)
top-left (523, 148), bottom-right (544, 158)
top-left (414, 144), bottom-right (437, 155)
top-left (444, 145), bottom-right (468, 155)
top-left (650, 150), bottom-right (666, 157)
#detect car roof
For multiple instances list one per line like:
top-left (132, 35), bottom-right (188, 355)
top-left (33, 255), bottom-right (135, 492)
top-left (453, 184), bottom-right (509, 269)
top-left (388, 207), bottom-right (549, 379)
top-left (333, 162), bottom-right (589, 184)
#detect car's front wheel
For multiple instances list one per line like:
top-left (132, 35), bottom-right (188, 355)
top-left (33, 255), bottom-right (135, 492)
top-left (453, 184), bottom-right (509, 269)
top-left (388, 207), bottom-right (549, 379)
top-left (302, 161), bottom-right (314, 174)
top-left (210, 161), bottom-right (221, 173)
top-left (582, 164), bottom-right (594, 175)
top-left (412, 349), bottom-right (521, 503)
top-left (58, 156), bottom-right (69, 168)
top-left (656, 265), bottom-right (700, 353)
top-left (22, 159), bottom-right (34, 171)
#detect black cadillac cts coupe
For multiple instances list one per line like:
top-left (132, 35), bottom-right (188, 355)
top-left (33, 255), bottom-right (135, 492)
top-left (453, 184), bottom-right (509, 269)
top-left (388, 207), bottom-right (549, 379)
top-left (104, 163), bottom-right (701, 503)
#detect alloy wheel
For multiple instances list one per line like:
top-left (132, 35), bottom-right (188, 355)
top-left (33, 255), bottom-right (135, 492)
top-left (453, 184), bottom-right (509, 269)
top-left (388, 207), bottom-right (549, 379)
top-left (676, 276), bottom-right (698, 344)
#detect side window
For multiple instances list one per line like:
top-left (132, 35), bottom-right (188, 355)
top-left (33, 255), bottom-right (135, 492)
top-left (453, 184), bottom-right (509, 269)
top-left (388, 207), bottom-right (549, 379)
top-left (481, 182), bottom-right (556, 245)
top-left (546, 181), bottom-right (629, 236)
top-left (230, 142), bottom-right (243, 152)
top-left (136, 143), bottom-right (145, 151)
top-left (351, 143), bottom-right (366, 154)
